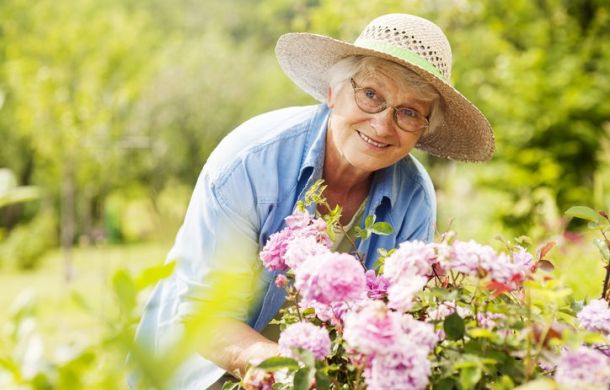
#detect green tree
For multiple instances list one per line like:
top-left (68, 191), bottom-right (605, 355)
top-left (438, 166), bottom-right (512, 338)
top-left (446, 0), bottom-right (610, 234)
top-left (1, 0), bottom-right (163, 277)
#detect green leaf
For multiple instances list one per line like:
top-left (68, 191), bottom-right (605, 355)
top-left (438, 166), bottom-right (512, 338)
top-left (111, 269), bottom-right (136, 312)
top-left (582, 331), bottom-right (608, 345)
top-left (593, 238), bottom-right (610, 260)
top-left (354, 226), bottom-right (369, 240)
top-left (315, 370), bottom-right (331, 390)
top-left (0, 186), bottom-right (42, 208)
top-left (257, 357), bottom-right (299, 371)
top-left (0, 356), bottom-right (21, 377)
top-left (70, 290), bottom-right (92, 313)
top-left (429, 287), bottom-right (458, 300)
top-left (222, 381), bottom-right (240, 390)
top-left (514, 235), bottom-right (532, 246)
top-left (295, 348), bottom-right (315, 368)
top-left (331, 205), bottom-right (341, 218)
top-left (444, 312), bottom-right (465, 340)
top-left (468, 328), bottom-right (497, 340)
top-left (31, 372), bottom-right (52, 389)
top-left (326, 225), bottom-right (336, 241)
top-left (364, 215), bottom-right (375, 229)
top-left (293, 367), bottom-right (314, 390)
top-left (370, 222), bottom-right (394, 235)
top-left (372, 257), bottom-right (384, 271)
top-left (453, 359), bottom-right (480, 369)
top-left (459, 365), bottom-right (482, 390)
top-left (588, 221), bottom-right (602, 229)
top-left (296, 201), bottom-right (305, 212)
top-left (513, 378), bottom-right (556, 389)
top-left (134, 261), bottom-right (176, 290)
top-left (565, 206), bottom-right (602, 223)
top-left (435, 377), bottom-right (459, 390)
top-left (489, 375), bottom-right (515, 390)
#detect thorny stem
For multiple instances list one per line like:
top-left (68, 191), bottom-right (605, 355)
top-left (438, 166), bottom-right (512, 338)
top-left (336, 222), bottom-right (365, 266)
top-left (599, 228), bottom-right (610, 301)
top-left (597, 212), bottom-right (610, 301)
top-left (342, 227), bottom-right (358, 249)
top-left (319, 199), bottom-right (365, 267)
top-left (291, 288), bottom-right (303, 322)
top-left (450, 271), bottom-right (458, 286)
top-left (532, 320), bottom-right (553, 369)
top-left (524, 286), bottom-right (535, 381)
top-left (471, 285), bottom-right (480, 306)
top-left (329, 376), bottom-right (342, 389)
top-left (473, 298), bottom-right (480, 328)
top-left (602, 262), bottom-right (610, 301)
top-left (352, 366), bottom-right (366, 390)
top-left (431, 266), bottom-right (444, 288)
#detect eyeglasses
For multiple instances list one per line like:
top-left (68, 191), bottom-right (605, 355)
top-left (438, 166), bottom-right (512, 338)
top-left (350, 78), bottom-right (429, 133)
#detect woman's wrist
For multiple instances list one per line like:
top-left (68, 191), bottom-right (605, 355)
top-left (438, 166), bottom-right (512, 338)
top-left (236, 340), bottom-right (280, 376)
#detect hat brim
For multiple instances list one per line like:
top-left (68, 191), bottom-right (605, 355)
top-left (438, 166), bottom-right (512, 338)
top-left (275, 33), bottom-right (495, 162)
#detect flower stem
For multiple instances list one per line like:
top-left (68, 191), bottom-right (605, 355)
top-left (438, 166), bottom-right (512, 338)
top-left (523, 285), bottom-right (535, 381)
top-left (292, 289), bottom-right (303, 322)
top-left (599, 228), bottom-right (610, 301)
top-left (337, 221), bottom-right (366, 267)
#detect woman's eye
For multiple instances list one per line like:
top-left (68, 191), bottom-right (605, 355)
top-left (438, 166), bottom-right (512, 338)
top-left (397, 107), bottom-right (418, 118)
top-left (364, 88), bottom-right (377, 100)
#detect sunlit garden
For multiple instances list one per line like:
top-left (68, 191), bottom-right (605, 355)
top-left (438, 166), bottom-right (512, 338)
top-left (1, 0), bottom-right (610, 389)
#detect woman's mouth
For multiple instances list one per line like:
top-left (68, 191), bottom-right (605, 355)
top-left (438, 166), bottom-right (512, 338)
top-left (357, 131), bottom-right (389, 148)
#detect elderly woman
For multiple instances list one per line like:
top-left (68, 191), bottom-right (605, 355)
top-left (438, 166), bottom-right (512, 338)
top-left (133, 13), bottom-right (494, 389)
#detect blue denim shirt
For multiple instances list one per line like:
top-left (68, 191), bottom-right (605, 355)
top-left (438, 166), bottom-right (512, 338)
top-left (133, 104), bottom-right (436, 389)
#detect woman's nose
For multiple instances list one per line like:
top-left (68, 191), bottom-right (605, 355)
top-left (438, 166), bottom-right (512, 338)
top-left (369, 107), bottom-right (395, 135)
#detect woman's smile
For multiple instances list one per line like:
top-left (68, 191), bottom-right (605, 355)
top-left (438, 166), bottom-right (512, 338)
top-left (356, 130), bottom-right (390, 149)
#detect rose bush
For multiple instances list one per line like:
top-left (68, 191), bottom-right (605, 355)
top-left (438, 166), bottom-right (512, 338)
top-left (231, 188), bottom-right (610, 390)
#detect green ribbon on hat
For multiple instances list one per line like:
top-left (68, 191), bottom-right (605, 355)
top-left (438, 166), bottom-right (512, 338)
top-left (356, 39), bottom-right (445, 80)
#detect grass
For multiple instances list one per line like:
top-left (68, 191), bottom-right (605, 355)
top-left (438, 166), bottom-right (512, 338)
top-left (551, 236), bottom-right (607, 301)
top-left (0, 241), bottom-right (170, 351)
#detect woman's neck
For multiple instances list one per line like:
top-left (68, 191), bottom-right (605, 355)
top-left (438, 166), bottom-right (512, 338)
top-left (321, 127), bottom-right (373, 224)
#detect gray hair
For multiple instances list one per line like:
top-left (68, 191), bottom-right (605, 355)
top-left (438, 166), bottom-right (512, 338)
top-left (325, 56), bottom-right (444, 135)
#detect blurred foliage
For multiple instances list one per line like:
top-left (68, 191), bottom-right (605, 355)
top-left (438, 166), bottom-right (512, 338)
top-left (103, 181), bottom-right (190, 244)
top-left (445, 0), bottom-right (610, 236)
top-left (0, 168), bottom-right (50, 270)
top-left (0, 168), bottom-right (41, 209)
top-left (0, 260), bottom-right (176, 389)
top-left (0, 208), bottom-right (56, 270)
top-left (0, 0), bottom-right (608, 257)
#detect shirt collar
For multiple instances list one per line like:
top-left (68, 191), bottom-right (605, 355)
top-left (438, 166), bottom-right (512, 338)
top-left (298, 104), bottom-right (331, 183)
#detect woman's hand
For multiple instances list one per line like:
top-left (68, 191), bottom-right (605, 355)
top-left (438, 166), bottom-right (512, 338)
top-left (199, 318), bottom-right (280, 378)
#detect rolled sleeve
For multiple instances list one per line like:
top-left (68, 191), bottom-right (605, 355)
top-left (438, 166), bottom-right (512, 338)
top-left (170, 166), bottom-right (266, 323)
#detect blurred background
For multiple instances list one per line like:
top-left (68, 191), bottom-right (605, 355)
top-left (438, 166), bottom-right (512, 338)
top-left (0, 0), bottom-right (609, 388)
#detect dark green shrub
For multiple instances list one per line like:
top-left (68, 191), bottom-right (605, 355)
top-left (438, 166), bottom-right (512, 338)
top-left (0, 208), bottom-right (57, 270)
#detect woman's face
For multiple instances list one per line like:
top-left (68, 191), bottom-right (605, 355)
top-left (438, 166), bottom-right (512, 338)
top-left (326, 73), bottom-right (431, 174)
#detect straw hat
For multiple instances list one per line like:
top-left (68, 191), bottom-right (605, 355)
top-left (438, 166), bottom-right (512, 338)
top-left (275, 13), bottom-right (495, 162)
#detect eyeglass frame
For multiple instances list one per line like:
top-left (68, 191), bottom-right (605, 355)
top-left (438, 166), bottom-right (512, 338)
top-left (349, 78), bottom-right (429, 133)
